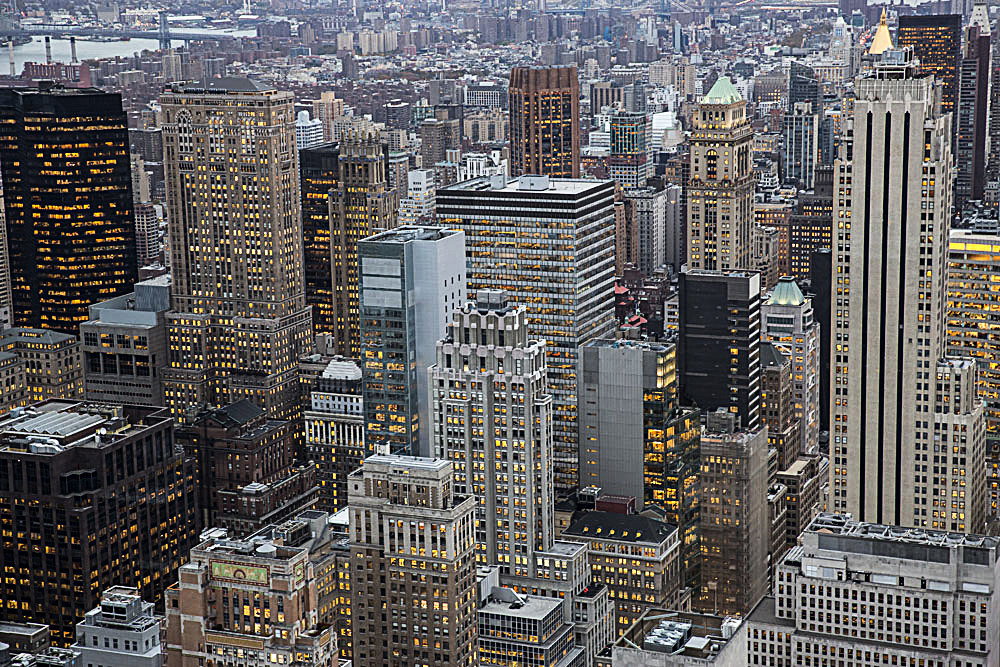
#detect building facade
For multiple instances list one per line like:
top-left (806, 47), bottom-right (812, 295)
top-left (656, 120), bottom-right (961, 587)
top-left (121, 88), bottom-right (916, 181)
top-left (509, 66), bottom-right (581, 179)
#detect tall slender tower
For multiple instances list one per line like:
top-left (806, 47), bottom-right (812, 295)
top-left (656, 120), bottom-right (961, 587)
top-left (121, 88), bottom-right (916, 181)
top-left (159, 79), bottom-right (312, 421)
top-left (686, 77), bottom-right (754, 271)
top-left (897, 15), bottom-right (963, 123)
top-left (300, 142), bottom-right (340, 337)
top-left (955, 20), bottom-right (991, 209)
top-left (831, 52), bottom-right (985, 530)
top-left (508, 66), bottom-right (581, 179)
top-left (0, 87), bottom-right (136, 334)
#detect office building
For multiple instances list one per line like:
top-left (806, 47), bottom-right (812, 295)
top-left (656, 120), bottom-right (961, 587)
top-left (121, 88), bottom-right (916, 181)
top-left (955, 22), bottom-right (991, 208)
top-left (71, 587), bottom-right (163, 667)
top-left (747, 513), bottom-right (1000, 667)
top-left (947, 229), bottom-right (1000, 520)
top-left (809, 248), bottom-right (833, 433)
top-left (134, 203), bottom-right (161, 268)
top-left (419, 117), bottom-right (461, 168)
top-left (509, 66), bottom-right (581, 178)
top-left (697, 413), bottom-right (769, 617)
top-left (782, 101), bottom-right (819, 189)
top-left (577, 339), bottom-right (701, 583)
top-left (788, 165), bottom-right (833, 280)
top-left (687, 77), bottom-right (754, 271)
top-left (0, 401), bottom-right (199, 644)
top-left (329, 135), bottom-right (399, 357)
top-left (0, 623), bottom-right (49, 654)
top-left (753, 224), bottom-right (782, 293)
top-left (830, 52), bottom-right (986, 528)
top-left (359, 226), bottom-right (466, 457)
top-left (611, 611), bottom-right (745, 667)
top-left (299, 142), bottom-right (340, 337)
top-left (80, 276), bottom-right (169, 407)
top-left (609, 111), bottom-right (651, 189)
top-left (0, 192), bottom-right (10, 331)
top-left (897, 14), bottom-right (962, 128)
top-left (761, 276), bottom-right (821, 453)
top-left (678, 270), bottom-right (761, 430)
top-left (160, 79), bottom-right (312, 421)
top-left (562, 512), bottom-right (681, 634)
top-left (348, 455), bottom-right (478, 667)
top-left (0, 329), bottom-right (83, 403)
top-left (312, 91), bottom-right (345, 142)
top-left (164, 525), bottom-right (337, 667)
top-left (429, 291), bottom-right (553, 576)
top-left (0, 87), bottom-right (136, 334)
top-left (295, 110), bottom-right (324, 150)
top-left (774, 455), bottom-right (822, 550)
top-left (437, 176), bottom-right (617, 492)
top-left (177, 400), bottom-right (317, 537)
top-left (760, 344), bottom-right (800, 472)
top-left (303, 356), bottom-right (364, 512)
top-left (621, 187), bottom-right (667, 275)
top-left (477, 586), bottom-right (585, 667)
top-left (788, 61), bottom-right (821, 114)
top-left (0, 352), bottom-right (27, 416)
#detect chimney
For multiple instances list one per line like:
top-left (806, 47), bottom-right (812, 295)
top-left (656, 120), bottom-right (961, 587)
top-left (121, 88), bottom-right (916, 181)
top-left (44, 36), bottom-right (52, 64)
top-left (70, 36), bottom-right (77, 64)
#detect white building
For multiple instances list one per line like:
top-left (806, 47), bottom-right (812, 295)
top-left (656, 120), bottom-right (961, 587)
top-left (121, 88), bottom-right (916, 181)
top-left (747, 513), bottom-right (1000, 666)
top-left (72, 587), bottom-right (163, 667)
top-left (295, 110), bottom-right (324, 150)
top-left (398, 168), bottom-right (436, 225)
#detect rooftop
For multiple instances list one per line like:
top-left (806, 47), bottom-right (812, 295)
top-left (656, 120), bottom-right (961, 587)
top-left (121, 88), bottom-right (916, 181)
top-left (364, 453), bottom-right (451, 471)
top-left (563, 511), bottom-right (676, 544)
top-left (760, 342), bottom-right (788, 369)
top-left (441, 174), bottom-right (612, 196)
top-left (807, 513), bottom-right (998, 554)
top-left (479, 589), bottom-right (563, 621)
top-left (0, 328), bottom-right (76, 346)
top-left (0, 402), bottom-right (163, 453)
top-left (585, 338), bottom-right (674, 353)
top-left (766, 276), bottom-right (805, 306)
top-left (171, 77), bottom-right (271, 93)
top-left (362, 225), bottom-right (461, 245)
top-left (701, 76), bottom-right (743, 105)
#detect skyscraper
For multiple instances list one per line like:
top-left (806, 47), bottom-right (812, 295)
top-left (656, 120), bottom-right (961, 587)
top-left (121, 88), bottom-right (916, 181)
top-left (348, 455), bottom-right (478, 667)
top-left (678, 270), bottom-right (761, 431)
top-left (831, 52), bottom-right (985, 529)
top-left (955, 21), bottom-right (991, 208)
top-left (300, 142), bottom-right (340, 337)
top-left (437, 175), bottom-right (617, 492)
top-left (0, 86), bottom-right (136, 334)
top-left (429, 291), bottom-right (554, 577)
top-left (687, 77), bottom-right (754, 271)
top-left (159, 79), bottom-right (313, 421)
top-left (509, 66), bottom-right (581, 178)
top-left (358, 226), bottom-right (466, 456)
top-left (897, 14), bottom-right (963, 123)
top-left (782, 101), bottom-right (819, 189)
top-left (788, 165), bottom-right (833, 279)
top-left (608, 110), bottom-right (651, 189)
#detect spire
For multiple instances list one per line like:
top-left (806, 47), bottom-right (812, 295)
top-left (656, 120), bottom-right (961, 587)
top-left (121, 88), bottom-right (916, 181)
top-left (867, 8), bottom-right (894, 56)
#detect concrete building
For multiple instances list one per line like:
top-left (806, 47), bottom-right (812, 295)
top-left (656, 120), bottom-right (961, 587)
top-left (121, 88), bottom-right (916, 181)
top-left (0, 329), bottom-right (83, 404)
top-left (831, 51), bottom-right (985, 529)
top-left (164, 525), bottom-right (337, 667)
top-left (79, 276), bottom-right (169, 407)
top-left (0, 351), bottom-right (27, 417)
top-left (160, 78), bottom-right (312, 421)
top-left (72, 587), bottom-right (162, 667)
top-left (0, 401), bottom-right (199, 643)
top-left (437, 175), bottom-right (617, 493)
top-left (295, 110), bottom-right (324, 150)
top-left (398, 168), bottom-right (436, 225)
top-left (687, 77), bottom-right (754, 271)
top-left (134, 203), bottom-right (160, 268)
top-left (429, 291), bottom-right (553, 576)
top-left (478, 587), bottom-right (584, 667)
top-left (348, 455), bottom-right (478, 667)
top-left (359, 226), bottom-right (466, 457)
top-left (612, 611), bottom-right (745, 666)
top-left (760, 343), bottom-right (800, 472)
top-left (697, 412), bottom-right (769, 617)
top-left (621, 187), bottom-right (667, 275)
top-left (509, 66), bottom-right (580, 178)
top-left (747, 513), bottom-right (1000, 666)
top-left (774, 455), bottom-right (822, 550)
top-left (419, 117), bottom-right (460, 168)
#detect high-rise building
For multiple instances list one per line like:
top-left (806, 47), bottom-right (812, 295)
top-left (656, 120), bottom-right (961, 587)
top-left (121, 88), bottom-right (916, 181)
top-left (295, 110), bottom-right (324, 150)
top-left (429, 292), bottom-right (553, 576)
top-left (80, 275), bottom-right (170, 406)
top-left (477, 586), bottom-right (588, 667)
top-left (760, 343), bottom-right (801, 472)
top-left (164, 522), bottom-right (338, 667)
top-left (312, 91), bottom-right (345, 142)
top-left (955, 22), bottom-right (991, 209)
top-left (71, 587), bottom-right (163, 667)
top-left (621, 187), bottom-right (667, 275)
top-left (0, 190), bottom-right (11, 331)
top-left (398, 168), bottom-right (436, 225)
top-left (609, 110), bottom-right (651, 189)
top-left (687, 77), bottom-right (754, 271)
top-left (747, 514), bottom-right (1000, 666)
top-left (788, 165), bottom-right (833, 280)
top-left (177, 399), bottom-right (318, 537)
top-left (678, 270), bottom-right (761, 431)
top-left (299, 142), bottom-right (340, 337)
top-left (577, 339), bottom-right (701, 584)
top-left (810, 248), bottom-right (833, 434)
top-left (359, 226), bottom-right (466, 457)
top-left (303, 356), bottom-right (364, 512)
top-left (830, 52), bottom-right (986, 529)
top-left (419, 117), bottom-right (461, 168)
top-left (348, 455), bottom-right (478, 667)
top-left (897, 14), bottom-right (963, 124)
top-left (437, 176), bottom-right (617, 492)
top-left (697, 412), bottom-right (769, 617)
top-left (761, 276), bottom-right (821, 453)
top-left (0, 401), bottom-right (199, 644)
top-left (0, 86), bottom-right (136, 334)
top-left (509, 66), bottom-right (581, 178)
top-left (159, 79), bottom-right (313, 421)
top-left (134, 203), bottom-right (161, 268)
top-left (783, 101), bottom-right (819, 189)
top-left (329, 136), bottom-right (399, 357)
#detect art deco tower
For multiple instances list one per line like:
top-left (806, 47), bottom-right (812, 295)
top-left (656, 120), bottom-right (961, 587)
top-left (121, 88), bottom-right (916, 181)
top-left (686, 77), bottom-right (754, 271)
top-left (509, 66), bottom-right (581, 179)
top-left (159, 79), bottom-right (312, 420)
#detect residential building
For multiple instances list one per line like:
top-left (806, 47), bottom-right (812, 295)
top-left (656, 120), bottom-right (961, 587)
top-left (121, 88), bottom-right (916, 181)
top-left (72, 587), bottom-right (163, 667)
top-left (509, 66), bottom-right (581, 178)
top-left (398, 169), bottom-right (436, 225)
top-left (0, 401), bottom-right (199, 644)
top-left (80, 276), bottom-right (169, 407)
top-left (0, 87), bottom-right (136, 334)
top-left (747, 513), bottom-right (1000, 666)
top-left (160, 78), bottom-right (312, 421)
top-left (0, 328), bottom-right (83, 403)
top-left (678, 270), bottom-right (761, 431)
top-left (359, 226), bottom-right (466, 457)
top-left (687, 77), bottom-right (754, 271)
top-left (419, 117), bottom-right (461, 168)
top-left (134, 203), bottom-right (161, 268)
top-left (295, 110), bottom-right (324, 150)
top-left (348, 455), bottom-right (478, 667)
top-left (437, 175), bottom-right (617, 493)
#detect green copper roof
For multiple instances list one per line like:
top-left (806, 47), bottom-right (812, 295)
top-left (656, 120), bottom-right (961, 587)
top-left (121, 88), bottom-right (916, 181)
top-left (701, 76), bottom-right (743, 105)
top-left (767, 276), bottom-right (805, 306)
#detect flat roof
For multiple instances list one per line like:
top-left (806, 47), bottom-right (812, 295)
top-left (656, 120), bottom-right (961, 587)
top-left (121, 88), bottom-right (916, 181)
top-left (479, 594), bottom-right (562, 620)
top-left (362, 225), bottom-right (461, 245)
top-left (441, 175), bottom-right (612, 196)
top-left (364, 454), bottom-right (450, 471)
